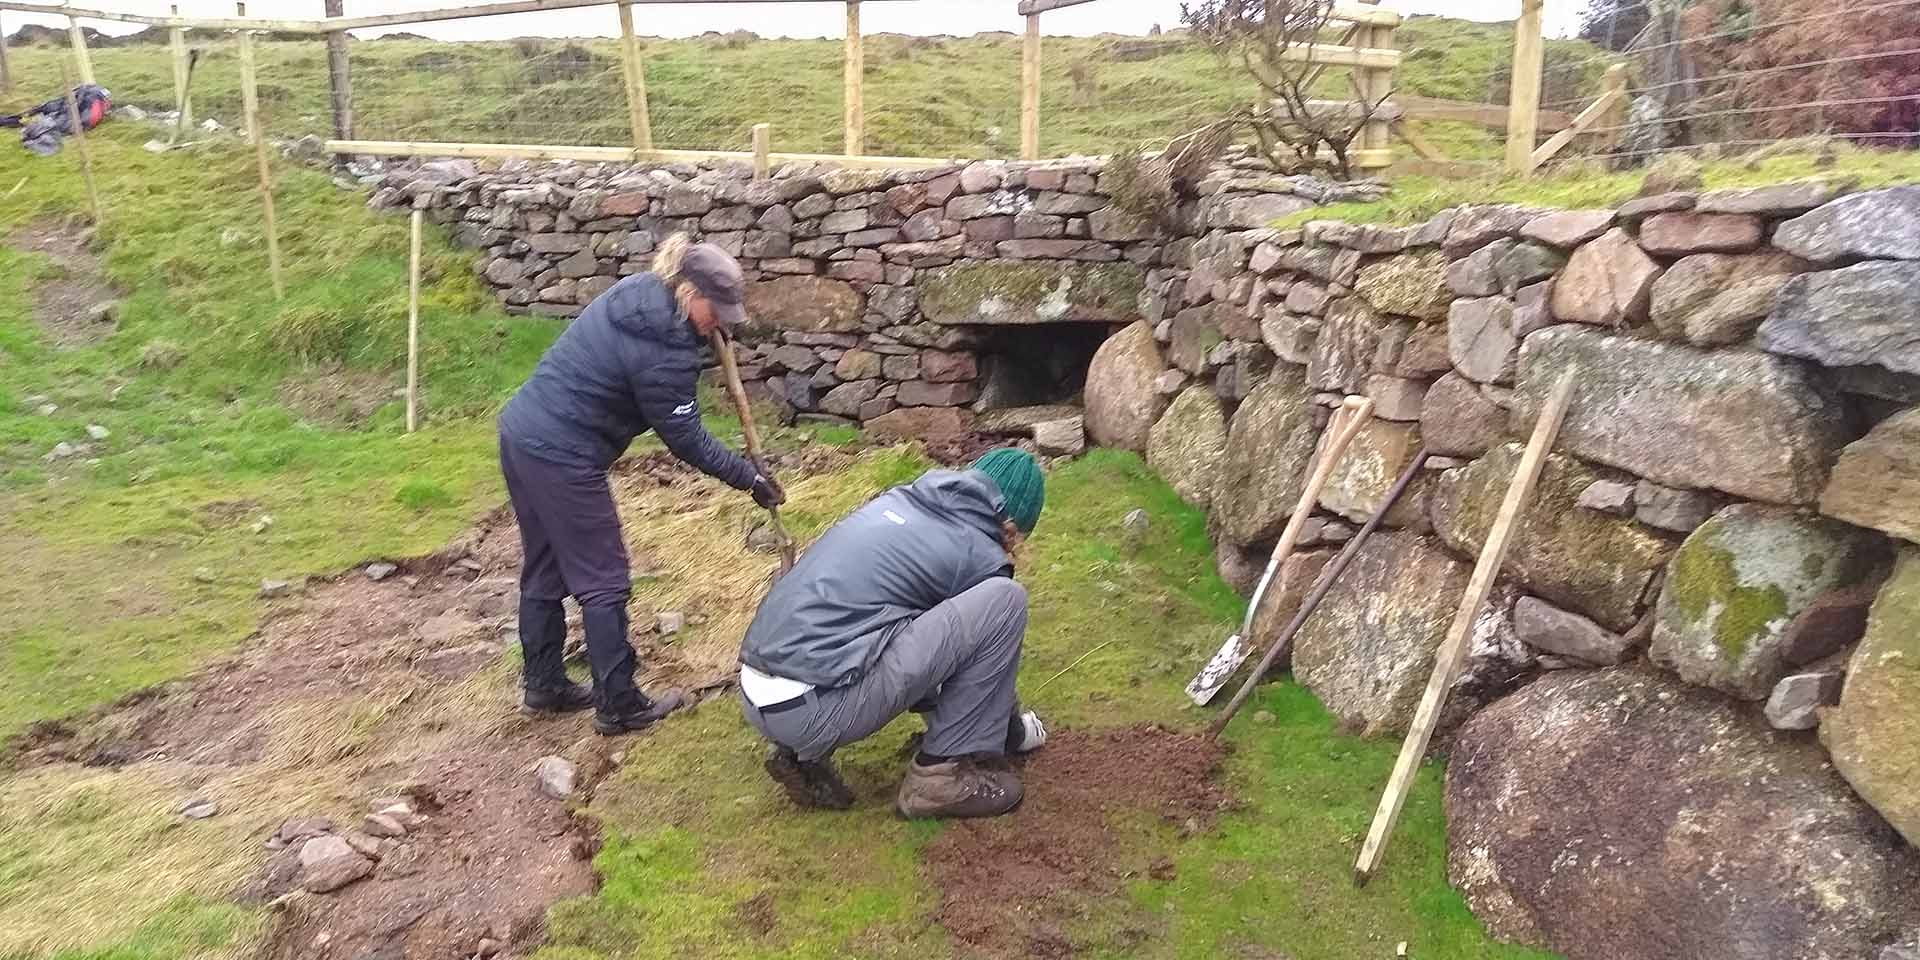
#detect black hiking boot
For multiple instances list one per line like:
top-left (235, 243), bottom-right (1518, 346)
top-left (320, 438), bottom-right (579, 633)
top-left (592, 687), bottom-right (688, 736)
top-left (521, 680), bottom-right (595, 715)
top-left (764, 746), bottom-right (855, 810)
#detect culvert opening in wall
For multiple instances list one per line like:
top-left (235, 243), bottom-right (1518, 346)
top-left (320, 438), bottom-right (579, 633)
top-left (968, 323), bottom-right (1116, 411)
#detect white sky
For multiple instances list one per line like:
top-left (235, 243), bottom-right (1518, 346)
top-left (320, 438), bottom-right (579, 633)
top-left (11, 1), bottom-right (1591, 41)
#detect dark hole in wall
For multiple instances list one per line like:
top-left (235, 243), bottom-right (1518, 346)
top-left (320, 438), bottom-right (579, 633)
top-left (968, 323), bottom-right (1117, 411)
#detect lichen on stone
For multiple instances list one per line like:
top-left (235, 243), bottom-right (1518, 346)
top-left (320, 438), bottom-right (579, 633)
top-left (1663, 530), bottom-right (1791, 659)
top-left (919, 261), bottom-right (1145, 326)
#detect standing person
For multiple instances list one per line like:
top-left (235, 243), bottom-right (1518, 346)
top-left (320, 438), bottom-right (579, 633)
top-left (498, 234), bottom-right (785, 736)
top-left (738, 448), bottom-right (1050, 819)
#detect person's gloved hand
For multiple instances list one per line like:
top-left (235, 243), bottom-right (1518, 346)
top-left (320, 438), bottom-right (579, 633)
top-left (751, 473), bottom-right (787, 509)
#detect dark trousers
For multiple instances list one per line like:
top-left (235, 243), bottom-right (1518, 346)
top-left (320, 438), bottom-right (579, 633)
top-left (499, 432), bottom-right (644, 713)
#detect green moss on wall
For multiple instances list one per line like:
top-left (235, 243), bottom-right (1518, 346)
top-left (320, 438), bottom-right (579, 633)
top-left (1666, 522), bottom-right (1792, 660)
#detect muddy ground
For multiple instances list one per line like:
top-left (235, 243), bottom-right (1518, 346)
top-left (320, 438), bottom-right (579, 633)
top-left (12, 217), bottom-right (122, 348)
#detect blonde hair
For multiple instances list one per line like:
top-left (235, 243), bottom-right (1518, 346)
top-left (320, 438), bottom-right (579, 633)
top-left (649, 232), bottom-right (700, 312)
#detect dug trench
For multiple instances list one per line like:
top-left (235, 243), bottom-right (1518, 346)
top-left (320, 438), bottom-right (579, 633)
top-left (4, 442), bottom-right (1236, 959)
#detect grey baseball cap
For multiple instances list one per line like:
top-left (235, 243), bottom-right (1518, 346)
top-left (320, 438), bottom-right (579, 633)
top-left (681, 242), bottom-right (748, 328)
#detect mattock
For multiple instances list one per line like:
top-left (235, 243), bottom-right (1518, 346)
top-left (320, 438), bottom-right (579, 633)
top-left (708, 329), bottom-right (797, 576)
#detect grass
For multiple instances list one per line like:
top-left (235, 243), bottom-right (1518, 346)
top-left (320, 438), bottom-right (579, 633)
top-left (4, 16), bottom-right (1592, 163)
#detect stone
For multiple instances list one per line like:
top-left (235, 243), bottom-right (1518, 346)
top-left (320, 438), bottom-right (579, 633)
top-left (1576, 479), bottom-right (1636, 516)
top-left (1146, 386), bottom-right (1230, 509)
top-left (822, 169), bottom-right (896, 195)
top-left (1432, 444), bottom-right (1676, 631)
top-left (1618, 192), bottom-right (1696, 218)
top-left (1244, 547), bottom-right (1341, 667)
top-left (1447, 296), bottom-right (1518, 384)
top-left (1083, 322), bottom-right (1171, 452)
top-left (764, 344), bottom-right (824, 374)
top-left (300, 835), bottom-right (376, 894)
top-left (1167, 305), bottom-right (1223, 376)
top-left (1778, 579), bottom-right (1882, 667)
top-left (180, 798), bottom-right (218, 820)
top-left (1013, 213), bottom-right (1066, 239)
top-left (1261, 309), bottom-right (1318, 366)
top-left (1649, 251), bottom-right (1804, 346)
top-left (1033, 416), bottom-right (1086, 457)
top-left (1821, 407), bottom-right (1920, 543)
top-left (1375, 320), bottom-right (1453, 379)
top-left (534, 755), bottom-right (579, 800)
top-left (527, 233), bottom-right (588, 254)
top-left (1121, 508), bottom-right (1151, 538)
top-left (1493, 242), bottom-right (1566, 295)
top-left (1512, 326), bottom-right (1846, 505)
top-left (1308, 297), bottom-right (1384, 393)
top-left (363, 813), bottom-right (407, 838)
top-left (1354, 249), bottom-right (1450, 320)
top-left (1445, 239), bottom-right (1508, 297)
top-left (1824, 547), bottom-right (1920, 846)
top-left (1651, 503), bottom-right (1888, 700)
top-left (1443, 205), bottom-right (1541, 258)
top-left (793, 193), bottom-right (833, 219)
top-left (1448, 667), bottom-right (1920, 960)
top-left (259, 580), bottom-right (294, 599)
top-left (1031, 191), bottom-right (1105, 216)
top-left (1209, 193), bottom-right (1314, 228)
top-left (1088, 207), bottom-right (1157, 242)
top-left (1419, 372), bottom-right (1505, 458)
top-left (364, 562), bottom-right (398, 582)
top-left (865, 406), bottom-right (976, 442)
top-left (1509, 280), bottom-right (1554, 339)
top-left (1284, 280), bottom-right (1332, 315)
top-left (1152, 369), bottom-right (1188, 395)
top-left (962, 216), bottom-right (1013, 242)
top-left (881, 354), bottom-right (921, 381)
top-left (483, 257), bottom-right (528, 285)
top-left (1292, 532), bottom-right (1470, 735)
top-left (1773, 185), bottom-right (1920, 263)
top-left (897, 380), bottom-right (978, 407)
top-left (826, 260), bottom-right (885, 283)
top-left (1629, 480), bottom-right (1715, 534)
top-left (1513, 596), bottom-right (1633, 665)
top-left (1765, 671), bottom-right (1843, 730)
top-left (919, 261), bottom-right (1143, 326)
top-left (1211, 368), bottom-right (1322, 546)
top-left (745, 277), bottom-right (863, 333)
top-left (1550, 228), bottom-right (1661, 326)
top-left (1638, 212), bottom-right (1765, 256)
top-left (1759, 261), bottom-right (1920, 375)
top-left (975, 404), bottom-right (1082, 437)
top-left (1519, 208), bottom-right (1616, 249)
top-left (1694, 179), bottom-right (1849, 216)
top-left (1362, 374), bottom-right (1428, 422)
top-left (276, 816), bottom-right (335, 843)
top-left (920, 350), bottom-right (976, 383)
top-left (85, 424), bottom-right (110, 441)
top-left (659, 185), bottom-right (714, 217)
top-left (1319, 418), bottom-right (1426, 527)
top-left (832, 349), bottom-right (882, 382)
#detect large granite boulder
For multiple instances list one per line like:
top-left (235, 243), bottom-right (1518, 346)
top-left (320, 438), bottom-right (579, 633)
top-left (1355, 249), bottom-right (1451, 320)
top-left (1431, 443), bottom-right (1676, 631)
top-left (1146, 386), bottom-right (1230, 509)
top-left (1651, 503), bottom-right (1890, 700)
top-left (1083, 321), bottom-right (1170, 452)
top-left (745, 276), bottom-right (864, 332)
top-left (1449, 667), bottom-right (1920, 960)
top-left (1650, 251), bottom-right (1806, 346)
top-left (1758, 261), bottom-right (1920, 375)
top-left (1550, 228), bottom-right (1662, 327)
top-left (1821, 408), bottom-right (1920, 544)
top-left (918, 261), bottom-right (1144, 325)
top-left (1211, 368), bottom-right (1322, 546)
top-left (1512, 326), bottom-right (1846, 505)
top-left (1823, 547), bottom-right (1920, 847)
top-left (1773, 185), bottom-right (1920, 263)
top-left (1317, 417), bottom-right (1426, 528)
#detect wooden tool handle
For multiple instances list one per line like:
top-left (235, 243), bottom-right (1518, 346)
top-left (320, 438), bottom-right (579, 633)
top-left (708, 330), bottom-right (796, 573)
top-left (1249, 396), bottom-right (1375, 630)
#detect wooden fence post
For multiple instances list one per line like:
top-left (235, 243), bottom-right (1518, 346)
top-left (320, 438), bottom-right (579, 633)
top-left (67, 15), bottom-right (96, 85)
top-left (1599, 62), bottom-right (1629, 157)
top-left (0, 11), bottom-right (12, 94)
top-left (1021, 12), bottom-right (1040, 160)
top-left (168, 5), bottom-right (188, 130)
top-left (407, 208), bottom-right (422, 433)
top-left (843, 0), bottom-right (863, 156)
top-left (59, 61), bottom-right (102, 225)
top-left (236, 5), bottom-right (286, 299)
top-left (616, 0), bottom-right (653, 151)
top-left (1504, 0), bottom-right (1545, 174)
top-left (324, 0), bottom-right (353, 140)
top-left (752, 123), bottom-right (770, 179)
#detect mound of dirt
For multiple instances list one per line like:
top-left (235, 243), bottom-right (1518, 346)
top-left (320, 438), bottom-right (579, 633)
top-left (277, 366), bottom-right (400, 427)
top-left (11, 218), bottom-right (123, 348)
top-left (925, 725), bottom-right (1233, 958)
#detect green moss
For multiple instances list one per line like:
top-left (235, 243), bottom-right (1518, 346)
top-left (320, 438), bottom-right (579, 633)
top-left (918, 261), bottom-right (1144, 325)
top-left (1665, 525), bottom-right (1791, 660)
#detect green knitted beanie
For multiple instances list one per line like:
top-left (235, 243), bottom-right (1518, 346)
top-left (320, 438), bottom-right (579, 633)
top-left (971, 447), bottom-right (1046, 534)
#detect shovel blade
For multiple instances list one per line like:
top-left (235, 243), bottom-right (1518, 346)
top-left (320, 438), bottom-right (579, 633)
top-left (1186, 633), bottom-right (1251, 706)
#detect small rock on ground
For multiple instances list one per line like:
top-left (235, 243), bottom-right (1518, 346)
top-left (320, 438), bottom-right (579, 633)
top-left (534, 755), bottom-right (579, 800)
top-left (363, 813), bottom-right (407, 838)
top-left (299, 835), bottom-right (376, 894)
top-left (179, 798), bottom-right (219, 820)
top-left (85, 424), bottom-right (110, 440)
top-left (1121, 508), bottom-right (1150, 535)
top-left (1765, 671), bottom-right (1843, 731)
top-left (364, 562), bottom-right (399, 582)
top-left (655, 611), bottom-right (686, 636)
top-left (259, 579), bottom-right (293, 599)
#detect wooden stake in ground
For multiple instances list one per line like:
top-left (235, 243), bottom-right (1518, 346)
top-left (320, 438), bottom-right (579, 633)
top-left (167, 7), bottom-right (189, 136)
top-left (0, 11), bottom-right (13, 95)
top-left (842, 0), bottom-right (863, 156)
top-left (58, 62), bottom-right (103, 226)
top-left (751, 123), bottom-right (770, 180)
top-left (709, 329), bottom-right (797, 574)
top-left (406, 209), bottom-right (423, 433)
top-left (615, 0), bottom-right (652, 151)
top-left (235, 12), bottom-right (285, 299)
top-left (1351, 370), bottom-right (1577, 886)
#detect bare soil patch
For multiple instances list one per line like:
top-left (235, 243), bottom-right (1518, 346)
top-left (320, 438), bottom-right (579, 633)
top-left (11, 218), bottom-right (122, 348)
top-left (277, 366), bottom-right (402, 427)
top-left (925, 725), bottom-right (1234, 958)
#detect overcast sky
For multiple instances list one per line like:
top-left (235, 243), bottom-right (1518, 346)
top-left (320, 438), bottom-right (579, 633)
top-left (15, 1), bottom-right (1590, 41)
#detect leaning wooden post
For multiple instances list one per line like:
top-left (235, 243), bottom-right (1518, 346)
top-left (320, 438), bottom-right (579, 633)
top-left (843, 0), bottom-right (863, 156)
top-left (1021, 12), bottom-right (1040, 160)
top-left (406, 209), bottom-right (423, 433)
top-left (751, 123), bottom-right (771, 180)
top-left (1598, 62), bottom-right (1629, 158)
top-left (168, 6), bottom-right (189, 127)
top-left (324, 0), bottom-right (353, 140)
top-left (1504, 0), bottom-right (1545, 174)
top-left (236, 6), bottom-right (286, 300)
top-left (67, 15), bottom-right (96, 86)
top-left (616, 0), bottom-right (653, 151)
top-left (59, 61), bottom-right (102, 226)
top-left (1352, 370), bottom-right (1577, 886)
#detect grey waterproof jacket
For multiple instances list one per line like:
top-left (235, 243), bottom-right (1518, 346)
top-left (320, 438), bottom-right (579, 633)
top-left (497, 273), bottom-right (756, 488)
top-left (740, 469), bottom-right (1016, 689)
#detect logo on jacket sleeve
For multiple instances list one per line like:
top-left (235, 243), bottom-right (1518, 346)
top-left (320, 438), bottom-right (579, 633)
top-left (671, 401), bottom-right (698, 417)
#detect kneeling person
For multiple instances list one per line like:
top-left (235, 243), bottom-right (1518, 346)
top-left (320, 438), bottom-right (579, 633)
top-left (738, 449), bottom-right (1050, 819)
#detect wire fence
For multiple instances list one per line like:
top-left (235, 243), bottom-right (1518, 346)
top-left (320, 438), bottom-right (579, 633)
top-left (1542, 0), bottom-right (1920, 166)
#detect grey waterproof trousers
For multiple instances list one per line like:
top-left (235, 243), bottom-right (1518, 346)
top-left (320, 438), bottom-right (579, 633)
top-left (742, 577), bottom-right (1028, 762)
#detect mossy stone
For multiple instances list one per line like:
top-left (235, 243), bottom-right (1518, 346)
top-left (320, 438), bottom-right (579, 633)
top-left (1823, 546), bottom-right (1920, 847)
top-left (919, 261), bottom-right (1145, 325)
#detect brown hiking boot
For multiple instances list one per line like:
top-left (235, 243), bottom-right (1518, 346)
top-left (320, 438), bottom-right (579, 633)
top-left (894, 756), bottom-right (1024, 819)
top-left (764, 746), bottom-right (855, 810)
